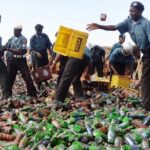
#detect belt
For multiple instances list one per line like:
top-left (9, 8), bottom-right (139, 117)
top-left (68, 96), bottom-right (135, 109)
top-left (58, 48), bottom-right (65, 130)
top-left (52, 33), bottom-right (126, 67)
top-left (13, 54), bottom-right (26, 58)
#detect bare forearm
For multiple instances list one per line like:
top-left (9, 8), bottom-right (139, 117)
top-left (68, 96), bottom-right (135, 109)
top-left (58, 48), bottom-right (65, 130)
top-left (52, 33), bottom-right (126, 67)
top-left (48, 48), bottom-right (53, 56)
top-left (110, 63), bottom-right (117, 73)
top-left (53, 54), bottom-right (62, 63)
top-left (96, 24), bottom-right (116, 31)
top-left (7, 48), bottom-right (24, 54)
top-left (31, 50), bottom-right (39, 55)
top-left (86, 23), bottom-right (116, 31)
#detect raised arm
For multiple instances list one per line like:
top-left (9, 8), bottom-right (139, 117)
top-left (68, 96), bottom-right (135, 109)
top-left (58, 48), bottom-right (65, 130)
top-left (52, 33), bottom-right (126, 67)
top-left (86, 23), bottom-right (116, 31)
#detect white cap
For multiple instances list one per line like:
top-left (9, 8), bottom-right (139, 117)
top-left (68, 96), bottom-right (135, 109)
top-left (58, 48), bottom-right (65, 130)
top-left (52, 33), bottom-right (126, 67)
top-left (14, 25), bottom-right (23, 30)
top-left (122, 42), bottom-right (133, 56)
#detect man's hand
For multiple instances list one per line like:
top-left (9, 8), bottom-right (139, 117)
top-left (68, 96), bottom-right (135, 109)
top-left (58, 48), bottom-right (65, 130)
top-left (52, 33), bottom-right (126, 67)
top-left (84, 74), bottom-right (90, 81)
top-left (86, 23), bottom-right (99, 31)
top-left (134, 80), bottom-right (141, 89)
top-left (4, 48), bottom-right (23, 54)
top-left (50, 63), bottom-right (57, 73)
top-left (48, 57), bottom-right (54, 65)
top-left (125, 67), bottom-right (131, 76)
top-left (36, 52), bottom-right (42, 58)
top-left (110, 64), bottom-right (118, 75)
top-left (33, 51), bottom-right (42, 58)
top-left (125, 71), bottom-right (130, 76)
top-left (114, 70), bottom-right (118, 75)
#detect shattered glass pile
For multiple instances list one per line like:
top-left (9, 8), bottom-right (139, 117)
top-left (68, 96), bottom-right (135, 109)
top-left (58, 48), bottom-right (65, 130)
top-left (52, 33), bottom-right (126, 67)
top-left (0, 74), bottom-right (149, 150)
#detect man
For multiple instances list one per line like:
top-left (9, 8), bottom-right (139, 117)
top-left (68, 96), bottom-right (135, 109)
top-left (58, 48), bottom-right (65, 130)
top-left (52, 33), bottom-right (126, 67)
top-left (88, 45), bottom-right (105, 77)
top-left (87, 1), bottom-right (150, 111)
top-left (109, 46), bottom-right (134, 75)
top-left (105, 35), bottom-right (125, 76)
top-left (50, 48), bottom-right (90, 108)
top-left (30, 24), bottom-right (54, 89)
top-left (4, 25), bottom-right (37, 98)
top-left (109, 34), bottom-right (125, 56)
top-left (0, 37), bottom-right (10, 99)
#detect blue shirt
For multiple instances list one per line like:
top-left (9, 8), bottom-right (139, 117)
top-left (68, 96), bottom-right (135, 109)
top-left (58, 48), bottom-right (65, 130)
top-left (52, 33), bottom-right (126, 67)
top-left (84, 47), bottom-right (91, 61)
top-left (116, 16), bottom-right (150, 54)
top-left (0, 36), bottom-right (4, 57)
top-left (0, 36), bottom-right (2, 51)
top-left (30, 33), bottom-right (52, 52)
top-left (110, 42), bottom-right (122, 55)
top-left (109, 47), bottom-right (134, 66)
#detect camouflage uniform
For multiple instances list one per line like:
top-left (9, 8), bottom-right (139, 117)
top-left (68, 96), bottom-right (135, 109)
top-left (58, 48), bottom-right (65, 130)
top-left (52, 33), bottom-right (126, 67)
top-left (5, 34), bottom-right (37, 97)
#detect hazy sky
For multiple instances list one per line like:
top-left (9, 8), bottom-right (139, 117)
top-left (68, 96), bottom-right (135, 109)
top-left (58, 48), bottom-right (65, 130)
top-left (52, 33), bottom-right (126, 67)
top-left (0, 0), bottom-right (150, 47)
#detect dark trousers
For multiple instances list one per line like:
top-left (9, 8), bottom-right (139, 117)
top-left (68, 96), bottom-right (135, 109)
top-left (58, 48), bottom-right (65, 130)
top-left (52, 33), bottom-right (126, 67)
top-left (0, 60), bottom-right (10, 99)
top-left (57, 56), bottom-right (69, 86)
top-left (7, 58), bottom-right (37, 97)
top-left (55, 55), bottom-right (90, 102)
top-left (88, 62), bottom-right (104, 77)
top-left (141, 58), bottom-right (150, 111)
top-left (111, 62), bottom-right (126, 75)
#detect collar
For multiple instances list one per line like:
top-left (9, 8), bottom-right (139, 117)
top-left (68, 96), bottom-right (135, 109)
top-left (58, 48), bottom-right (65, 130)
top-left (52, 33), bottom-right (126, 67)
top-left (36, 33), bottom-right (43, 38)
top-left (129, 16), bottom-right (144, 25)
top-left (13, 34), bottom-right (22, 39)
top-left (121, 48), bottom-right (130, 56)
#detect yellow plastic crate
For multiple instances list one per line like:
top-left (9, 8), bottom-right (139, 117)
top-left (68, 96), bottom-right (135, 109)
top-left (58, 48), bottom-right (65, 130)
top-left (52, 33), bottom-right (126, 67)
top-left (110, 75), bottom-right (131, 88)
top-left (53, 26), bottom-right (88, 59)
top-left (94, 77), bottom-right (110, 83)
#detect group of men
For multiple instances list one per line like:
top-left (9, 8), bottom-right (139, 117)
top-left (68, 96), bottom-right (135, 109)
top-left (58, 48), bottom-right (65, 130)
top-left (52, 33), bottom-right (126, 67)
top-left (0, 24), bottom-right (53, 99)
top-left (43, 0), bottom-right (150, 112)
top-left (87, 1), bottom-right (150, 111)
top-left (49, 39), bottom-right (140, 109)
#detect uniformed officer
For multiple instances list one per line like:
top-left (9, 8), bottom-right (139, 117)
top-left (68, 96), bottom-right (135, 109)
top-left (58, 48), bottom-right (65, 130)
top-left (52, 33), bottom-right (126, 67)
top-left (109, 34), bottom-right (126, 57)
top-left (0, 36), bottom-right (10, 99)
top-left (30, 24), bottom-right (54, 89)
top-left (50, 48), bottom-right (91, 108)
top-left (4, 25), bottom-right (37, 97)
top-left (109, 46), bottom-right (134, 75)
top-left (87, 1), bottom-right (150, 111)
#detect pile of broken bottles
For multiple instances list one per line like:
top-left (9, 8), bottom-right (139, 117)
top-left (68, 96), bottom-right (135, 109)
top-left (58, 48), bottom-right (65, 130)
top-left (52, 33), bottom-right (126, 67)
top-left (0, 76), bottom-right (149, 149)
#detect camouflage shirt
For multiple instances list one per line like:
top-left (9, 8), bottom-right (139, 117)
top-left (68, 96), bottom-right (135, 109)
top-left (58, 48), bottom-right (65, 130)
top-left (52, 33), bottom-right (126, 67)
top-left (5, 34), bottom-right (27, 59)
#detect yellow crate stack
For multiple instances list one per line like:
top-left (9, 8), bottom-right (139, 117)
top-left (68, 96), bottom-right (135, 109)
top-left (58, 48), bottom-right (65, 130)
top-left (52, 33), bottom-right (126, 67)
top-left (53, 26), bottom-right (88, 59)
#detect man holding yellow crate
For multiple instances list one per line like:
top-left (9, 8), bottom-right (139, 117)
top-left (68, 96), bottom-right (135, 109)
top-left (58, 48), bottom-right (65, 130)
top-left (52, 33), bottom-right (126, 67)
top-left (50, 48), bottom-right (90, 109)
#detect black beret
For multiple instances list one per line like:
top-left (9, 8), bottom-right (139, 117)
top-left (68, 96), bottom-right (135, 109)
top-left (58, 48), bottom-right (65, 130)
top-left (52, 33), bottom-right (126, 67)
top-left (131, 1), bottom-right (144, 11)
top-left (35, 24), bottom-right (44, 29)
